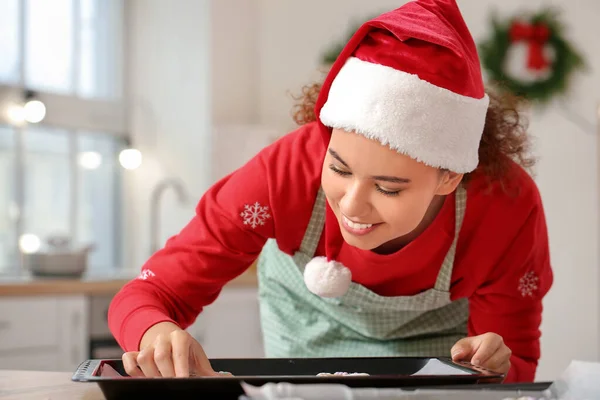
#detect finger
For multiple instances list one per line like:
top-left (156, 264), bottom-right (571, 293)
top-left (471, 334), bottom-right (504, 366)
top-left (122, 352), bottom-right (144, 377)
top-left (498, 360), bottom-right (512, 377)
top-left (451, 337), bottom-right (476, 360)
top-left (136, 346), bottom-right (162, 377)
top-left (170, 330), bottom-right (192, 377)
top-left (154, 337), bottom-right (176, 378)
top-left (478, 346), bottom-right (512, 373)
top-left (189, 338), bottom-right (220, 377)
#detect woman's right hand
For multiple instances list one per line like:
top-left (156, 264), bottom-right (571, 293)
top-left (122, 322), bottom-right (221, 378)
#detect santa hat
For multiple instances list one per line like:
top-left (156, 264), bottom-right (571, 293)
top-left (319, 0), bottom-right (489, 174)
top-left (305, 0), bottom-right (489, 298)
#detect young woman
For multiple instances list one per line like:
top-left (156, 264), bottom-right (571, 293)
top-left (108, 0), bottom-right (553, 383)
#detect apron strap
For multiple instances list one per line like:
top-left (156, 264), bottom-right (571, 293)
top-left (293, 187), bottom-right (327, 265)
top-left (433, 185), bottom-right (467, 291)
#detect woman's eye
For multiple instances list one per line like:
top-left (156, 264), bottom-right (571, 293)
top-left (376, 185), bottom-right (401, 197)
top-left (329, 164), bottom-right (351, 176)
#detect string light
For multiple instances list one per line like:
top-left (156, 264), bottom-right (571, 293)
top-left (119, 148), bottom-right (142, 170)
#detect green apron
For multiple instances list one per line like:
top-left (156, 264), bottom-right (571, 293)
top-left (257, 186), bottom-right (468, 358)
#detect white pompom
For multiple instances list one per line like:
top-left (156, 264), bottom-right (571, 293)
top-left (303, 257), bottom-right (352, 298)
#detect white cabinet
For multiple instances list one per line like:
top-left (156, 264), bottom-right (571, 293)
top-left (0, 295), bottom-right (88, 372)
top-left (187, 287), bottom-right (264, 358)
top-left (57, 295), bottom-right (89, 372)
top-left (0, 286), bottom-right (262, 373)
top-left (0, 352), bottom-right (58, 372)
top-left (0, 297), bottom-right (60, 352)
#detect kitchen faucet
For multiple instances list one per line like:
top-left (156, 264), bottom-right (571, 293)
top-left (149, 178), bottom-right (189, 255)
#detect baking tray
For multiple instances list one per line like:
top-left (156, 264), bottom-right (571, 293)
top-left (72, 356), bottom-right (505, 399)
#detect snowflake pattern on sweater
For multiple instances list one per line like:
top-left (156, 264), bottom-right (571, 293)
top-left (240, 202), bottom-right (271, 229)
top-left (137, 269), bottom-right (155, 280)
top-left (518, 271), bottom-right (539, 297)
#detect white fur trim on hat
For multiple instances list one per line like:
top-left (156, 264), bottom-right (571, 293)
top-left (319, 57), bottom-right (490, 173)
top-left (304, 257), bottom-right (352, 298)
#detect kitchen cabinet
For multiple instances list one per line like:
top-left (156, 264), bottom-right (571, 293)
top-left (0, 352), bottom-right (58, 372)
top-left (0, 295), bottom-right (88, 372)
top-left (57, 295), bottom-right (89, 371)
top-left (0, 283), bottom-right (262, 373)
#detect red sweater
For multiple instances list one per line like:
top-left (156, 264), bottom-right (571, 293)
top-left (108, 122), bottom-right (552, 383)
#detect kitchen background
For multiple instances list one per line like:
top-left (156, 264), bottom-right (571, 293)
top-left (0, 0), bottom-right (598, 383)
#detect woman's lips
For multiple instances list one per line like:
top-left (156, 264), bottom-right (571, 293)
top-left (342, 215), bottom-right (381, 236)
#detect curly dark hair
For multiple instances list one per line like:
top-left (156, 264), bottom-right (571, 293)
top-left (290, 82), bottom-right (536, 187)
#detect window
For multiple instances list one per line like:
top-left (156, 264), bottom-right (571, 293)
top-left (22, 127), bottom-right (72, 244)
top-left (0, 0), bottom-right (123, 98)
top-left (77, 132), bottom-right (123, 272)
top-left (0, 0), bottom-right (19, 84)
top-left (0, 126), bottom-right (16, 271)
top-left (0, 0), bottom-right (126, 274)
top-left (25, 0), bottom-right (76, 94)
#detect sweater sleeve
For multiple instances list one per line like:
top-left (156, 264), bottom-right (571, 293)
top-left (467, 198), bottom-right (553, 383)
top-left (108, 151), bottom-right (276, 352)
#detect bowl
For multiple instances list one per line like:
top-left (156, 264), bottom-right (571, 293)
top-left (24, 251), bottom-right (88, 278)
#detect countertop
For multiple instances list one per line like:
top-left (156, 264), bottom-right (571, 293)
top-left (0, 263), bottom-right (258, 297)
top-left (0, 369), bottom-right (554, 400)
top-left (0, 370), bottom-right (104, 400)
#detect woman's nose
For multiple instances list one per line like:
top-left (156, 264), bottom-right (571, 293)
top-left (339, 182), bottom-right (371, 218)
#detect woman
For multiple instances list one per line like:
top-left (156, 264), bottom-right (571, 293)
top-left (108, 0), bottom-right (553, 383)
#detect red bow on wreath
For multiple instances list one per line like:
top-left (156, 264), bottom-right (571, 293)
top-left (509, 21), bottom-right (551, 71)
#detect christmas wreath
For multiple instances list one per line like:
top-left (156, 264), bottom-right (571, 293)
top-left (478, 8), bottom-right (585, 103)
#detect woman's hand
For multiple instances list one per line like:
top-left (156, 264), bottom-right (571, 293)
top-left (451, 332), bottom-right (512, 376)
top-left (122, 322), bottom-right (222, 378)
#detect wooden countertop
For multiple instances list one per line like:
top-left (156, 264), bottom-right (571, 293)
top-left (0, 370), bottom-right (104, 400)
top-left (0, 264), bottom-right (258, 297)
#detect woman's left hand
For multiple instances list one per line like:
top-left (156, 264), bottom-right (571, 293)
top-left (450, 332), bottom-right (512, 376)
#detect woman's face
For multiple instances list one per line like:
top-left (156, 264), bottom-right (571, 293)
top-left (321, 129), bottom-right (463, 252)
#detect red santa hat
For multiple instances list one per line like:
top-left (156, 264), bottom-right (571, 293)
top-left (318, 0), bottom-right (489, 174)
top-left (305, 0), bottom-right (489, 298)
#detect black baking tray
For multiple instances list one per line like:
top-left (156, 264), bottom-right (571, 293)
top-left (72, 356), bottom-right (508, 399)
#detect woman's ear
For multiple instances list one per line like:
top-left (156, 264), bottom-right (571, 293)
top-left (435, 171), bottom-right (464, 196)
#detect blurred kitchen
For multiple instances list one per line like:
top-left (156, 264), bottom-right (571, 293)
top-left (0, 0), bottom-right (598, 384)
